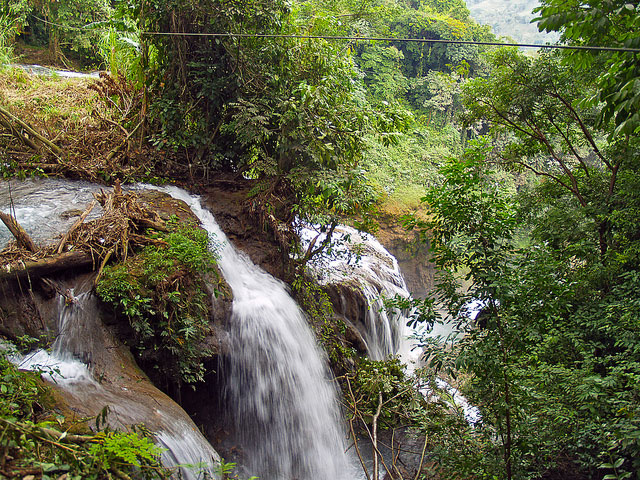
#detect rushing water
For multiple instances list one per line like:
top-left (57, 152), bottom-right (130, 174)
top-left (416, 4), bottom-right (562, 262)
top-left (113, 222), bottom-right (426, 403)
top-left (1, 180), bottom-right (220, 479)
top-left (156, 186), bottom-right (357, 480)
top-left (0, 179), bottom-right (103, 247)
top-left (300, 225), bottom-right (419, 362)
top-left (2, 178), bottom-right (476, 478)
top-left (16, 284), bottom-right (221, 480)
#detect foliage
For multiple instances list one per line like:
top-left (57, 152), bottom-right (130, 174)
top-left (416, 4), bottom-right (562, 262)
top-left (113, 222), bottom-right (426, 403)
top-left (348, 357), bottom-right (421, 428)
top-left (88, 431), bottom-right (164, 470)
top-left (28, 0), bottom-right (113, 67)
top-left (408, 123), bottom-right (640, 478)
top-left (362, 123), bottom-right (460, 210)
top-left (214, 458), bottom-right (259, 480)
top-left (96, 222), bottom-right (219, 385)
top-left (292, 273), bottom-right (357, 371)
top-left (534, 0), bottom-right (640, 136)
top-left (97, 27), bottom-right (141, 80)
top-left (462, 48), bottom-right (632, 263)
top-left (0, 0), bottom-right (30, 40)
top-left (0, 0), bottom-right (31, 65)
top-left (0, 349), bottom-right (47, 420)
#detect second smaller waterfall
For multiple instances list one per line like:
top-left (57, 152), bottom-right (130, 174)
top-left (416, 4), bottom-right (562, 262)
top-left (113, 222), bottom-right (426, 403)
top-left (300, 225), bottom-right (417, 361)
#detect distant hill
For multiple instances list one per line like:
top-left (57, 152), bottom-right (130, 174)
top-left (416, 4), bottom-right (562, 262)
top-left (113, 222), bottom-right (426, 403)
top-left (465, 0), bottom-right (559, 44)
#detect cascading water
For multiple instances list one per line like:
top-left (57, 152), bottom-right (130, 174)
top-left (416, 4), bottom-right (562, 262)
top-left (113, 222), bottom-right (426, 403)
top-left (300, 225), bottom-right (418, 362)
top-left (1, 179), bottom-right (221, 479)
top-left (301, 224), bottom-right (480, 422)
top-left (157, 186), bottom-right (357, 480)
top-left (16, 282), bottom-right (221, 480)
top-left (0, 179), bottom-right (103, 246)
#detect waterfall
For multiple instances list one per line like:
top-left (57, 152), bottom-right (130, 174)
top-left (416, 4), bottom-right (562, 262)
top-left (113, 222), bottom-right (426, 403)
top-left (301, 224), bottom-right (481, 422)
top-left (300, 225), bottom-right (419, 362)
top-left (16, 283), bottom-right (221, 479)
top-left (158, 186), bottom-right (357, 480)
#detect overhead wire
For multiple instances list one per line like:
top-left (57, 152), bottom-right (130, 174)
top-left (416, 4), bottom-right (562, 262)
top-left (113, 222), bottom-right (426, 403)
top-left (140, 32), bottom-right (640, 53)
top-left (30, 14), bottom-right (640, 53)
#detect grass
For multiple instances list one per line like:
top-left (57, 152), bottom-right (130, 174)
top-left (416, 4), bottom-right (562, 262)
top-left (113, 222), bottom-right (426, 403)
top-left (0, 65), bottom-right (161, 183)
top-left (363, 123), bottom-right (462, 215)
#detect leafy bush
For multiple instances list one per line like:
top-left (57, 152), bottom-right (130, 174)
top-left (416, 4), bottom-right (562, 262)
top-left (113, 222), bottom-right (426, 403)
top-left (0, 350), bottom-right (168, 478)
top-left (0, 349), bottom-right (46, 419)
top-left (96, 222), bottom-right (219, 384)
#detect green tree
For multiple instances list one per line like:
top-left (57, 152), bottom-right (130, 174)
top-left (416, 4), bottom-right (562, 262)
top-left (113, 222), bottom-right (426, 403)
top-left (409, 138), bottom-right (640, 479)
top-left (461, 48), bottom-right (631, 267)
top-left (406, 141), bottom-right (521, 479)
top-left (534, 0), bottom-right (640, 136)
top-left (34, 0), bottom-right (113, 66)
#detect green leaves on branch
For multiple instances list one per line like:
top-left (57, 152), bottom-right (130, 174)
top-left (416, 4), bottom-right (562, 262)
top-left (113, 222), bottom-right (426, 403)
top-left (0, 352), bottom-right (169, 479)
top-left (96, 222), bottom-right (218, 384)
top-left (534, 0), bottom-right (640, 136)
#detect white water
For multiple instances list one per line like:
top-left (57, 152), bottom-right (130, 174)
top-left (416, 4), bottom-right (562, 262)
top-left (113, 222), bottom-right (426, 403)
top-left (16, 290), bottom-right (220, 480)
top-left (13, 64), bottom-right (100, 78)
top-left (300, 225), bottom-right (419, 362)
top-left (0, 178), bottom-right (222, 480)
top-left (158, 186), bottom-right (357, 480)
top-left (0, 179), bottom-right (103, 247)
top-left (301, 224), bottom-right (481, 422)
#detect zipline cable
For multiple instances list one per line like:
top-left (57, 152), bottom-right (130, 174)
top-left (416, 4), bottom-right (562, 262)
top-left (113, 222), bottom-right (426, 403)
top-left (140, 31), bottom-right (640, 53)
top-left (30, 15), bottom-right (640, 53)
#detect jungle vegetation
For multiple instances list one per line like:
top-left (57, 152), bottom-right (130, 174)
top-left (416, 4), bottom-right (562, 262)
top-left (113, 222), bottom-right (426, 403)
top-left (0, 0), bottom-right (638, 479)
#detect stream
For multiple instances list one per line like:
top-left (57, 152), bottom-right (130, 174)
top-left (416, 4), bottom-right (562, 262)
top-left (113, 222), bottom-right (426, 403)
top-left (1, 178), bottom-right (476, 479)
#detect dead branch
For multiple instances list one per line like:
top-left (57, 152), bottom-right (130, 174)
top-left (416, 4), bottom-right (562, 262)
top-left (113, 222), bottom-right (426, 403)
top-left (106, 119), bottom-right (144, 163)
top-left (0, 114), bottom-right (39, 150)
top-left (0, 417), bottom-right (92, 444)
top-left (414, 433), bottom-right (429, 480)
top-left (56, 200), bottom-right (96, 254)
top-left (0, 211), bottom-right (37, 252)
top-left (0, 251), bottom-right (94, 282)
top-left (372, 391), bottom-right (383, 480)
top-left (345, 376), bottom-right (372, 480)
top-left (0, 104), bottom-right (63, 155)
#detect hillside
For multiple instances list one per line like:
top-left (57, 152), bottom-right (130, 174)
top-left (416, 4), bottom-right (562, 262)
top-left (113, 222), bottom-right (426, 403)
top-left (465, 0), bottom-right (559, 43)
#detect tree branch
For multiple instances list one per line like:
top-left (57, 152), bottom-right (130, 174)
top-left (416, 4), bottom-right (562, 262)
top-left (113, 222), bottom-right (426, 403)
top-left (549, 90), bottom-right (609, 169)
top-left (546, 115), bottom-right (591, 178)
top-left (0, 211), bottom-right (37, 252)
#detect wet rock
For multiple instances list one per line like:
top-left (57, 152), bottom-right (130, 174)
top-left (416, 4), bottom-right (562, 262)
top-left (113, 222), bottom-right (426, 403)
top-left (343, 320), bottom-right (368, 354)
top-left (325, 281), bottom-right (369, 325)
top-left (8, 273), bottom-right (221, 477)
top-left (375, 214), bottom-right (435, 298)
top-left (202, 181), bottom-right (285, 280)
top-left (60, 208), bottom-right (84, 219)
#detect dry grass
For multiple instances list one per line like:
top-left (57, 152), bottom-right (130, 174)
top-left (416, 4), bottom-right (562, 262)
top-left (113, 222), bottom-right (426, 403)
top-left (0, 67), bottom-right (166, 182)
top-left (0, 185), bottom-right (167, 274)
top-left (67, 183), bottom-right (166, 262)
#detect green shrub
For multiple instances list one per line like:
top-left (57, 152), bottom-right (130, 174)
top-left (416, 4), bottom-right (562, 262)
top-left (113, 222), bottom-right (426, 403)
top-left (96, 223), bottom-right (219, 384)
top-left (0, 350), bottom-right (170, 478)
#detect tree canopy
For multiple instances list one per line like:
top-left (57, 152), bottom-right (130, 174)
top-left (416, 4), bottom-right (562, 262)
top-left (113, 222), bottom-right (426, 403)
top-left (534, 0), bottom-right (640, 136)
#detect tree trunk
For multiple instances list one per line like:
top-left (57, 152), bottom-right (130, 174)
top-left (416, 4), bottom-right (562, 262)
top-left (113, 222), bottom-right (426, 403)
top-left (0, 251), bottom-right (94, 282)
